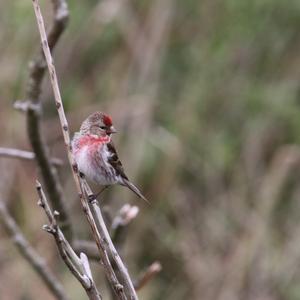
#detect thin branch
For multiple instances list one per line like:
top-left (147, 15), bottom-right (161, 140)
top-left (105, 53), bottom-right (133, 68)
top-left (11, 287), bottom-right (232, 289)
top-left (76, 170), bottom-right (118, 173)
top-left (36, 181), bottom-right (102, 300)
top-left (24, 0), bottom-right (72, 241)
top-left (73, 203), bottom-right (139, 261)
top-left (74, 242), bottom-right (162, 292)
top-left (75, 202), bottom-right (141, 300)
top-left (107, 204), bottom-right (140, 300)
top-left (81, 180), bottom-right (138, 299)
top-left (134, 262), bottom-right (162, 291)
top-left (74, 240), bottom-right (100, 261)
top-left (31, 1), bottom-right (136, 299)
top-left (111, 204), bottom-right (139, 246)
top-left (109, 204), bottom-right (139, 300)
top-left (0, 200), bottom-right (69, 300)
top-left (0, 147), bottom-right (63, 166)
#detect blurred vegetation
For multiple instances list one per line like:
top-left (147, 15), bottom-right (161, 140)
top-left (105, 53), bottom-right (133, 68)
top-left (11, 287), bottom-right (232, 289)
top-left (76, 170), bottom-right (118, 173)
top-left (1, 0), bottom-right (300, 299)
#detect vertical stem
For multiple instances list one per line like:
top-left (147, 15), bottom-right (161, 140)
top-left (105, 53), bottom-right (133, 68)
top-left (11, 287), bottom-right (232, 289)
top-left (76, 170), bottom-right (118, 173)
top-left (31, 1), bottom-right (137, 299)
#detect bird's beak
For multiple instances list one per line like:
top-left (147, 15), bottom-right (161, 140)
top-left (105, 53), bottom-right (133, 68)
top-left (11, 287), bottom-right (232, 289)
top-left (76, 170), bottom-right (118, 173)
top-left (108, 126), bottom-right (117, 134)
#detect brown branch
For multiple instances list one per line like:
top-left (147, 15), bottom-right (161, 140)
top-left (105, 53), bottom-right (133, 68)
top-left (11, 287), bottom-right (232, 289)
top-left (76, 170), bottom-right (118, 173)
top-left (0, 200), bottom-right (69, 300)
top-left (74, 239), bottom-right (100, 261)
top-left (134, 261), bottom-right (162, 291)
top-left (74, 205), bottom-right (139, 261)
top-left (82, 180), bottom-right (138, 299)
top-left (24, 0), bottom-right (72, 241)
top-left (0, 147), bottom-right (63, 166)
top-left (74, 241), bottom-right (161, 292)
top-left (110, 206), bottom-right (161, 293)
top-left (36, 181), bottom-right (102, 300)
top-left (109, 204), bottom-right (139, 300)
top-left (31, 1), bottom-right (137, 299)
top-left (75, 205), bottom-right (141, 299)
top-left (111, 204), bottom-right (139, 247)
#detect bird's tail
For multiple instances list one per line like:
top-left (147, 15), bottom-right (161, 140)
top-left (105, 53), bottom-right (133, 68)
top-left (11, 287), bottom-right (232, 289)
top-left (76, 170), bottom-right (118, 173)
top-left (123, 179), bottom-right (150, 204)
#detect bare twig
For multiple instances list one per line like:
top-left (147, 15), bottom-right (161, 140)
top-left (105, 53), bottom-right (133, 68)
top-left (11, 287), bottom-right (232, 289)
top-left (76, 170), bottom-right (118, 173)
top-left (0, 147), bottom-right (63, 166)
top-left (74, 205), bottom-right (139, 261)
top-left (36, 181), bottom-right (102, 300)
top-left (0, 200), bottom-right (69, 300)
top-left (24, 0), bottom-right (72, 241)
top-left (81, 179), bottom-right (138, 299)
top-left (134, 261), bottom-right (162, 291)
top-left (74, 240), bottom-right (100, 261)
top-left (31, 1), bottom-right (137, 299)
top-left (109, 203), bottom-right (140, 300)
top-left (111, 204), bottom-right (139, 245)
top-left (78, 203), bottom-right (159, 294)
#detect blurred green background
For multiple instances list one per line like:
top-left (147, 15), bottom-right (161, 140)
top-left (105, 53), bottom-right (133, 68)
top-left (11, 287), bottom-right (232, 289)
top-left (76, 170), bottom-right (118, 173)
top-left (1, 0), bottom-right (300, 299)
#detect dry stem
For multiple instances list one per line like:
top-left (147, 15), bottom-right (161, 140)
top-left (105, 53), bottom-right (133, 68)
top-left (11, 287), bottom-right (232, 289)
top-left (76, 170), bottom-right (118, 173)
top-left (24, 0), bottom-right (72, 241)
top-left (0, 200), bottom-right (69, 300)
top-left (31, 0), bottom-right (137, 298)
top-left (134, 262), bottom-right (162, 291)
top-left (36, 181), bottom-right (102, 300)
top-left (81, 179), bottom-right (138, 299)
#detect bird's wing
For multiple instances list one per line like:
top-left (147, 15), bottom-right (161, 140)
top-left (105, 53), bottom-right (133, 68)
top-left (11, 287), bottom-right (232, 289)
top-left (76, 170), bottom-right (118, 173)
top-left (107, 141), bottom-right (149, 203)
top-left (106, 141), bottom-right (129, 180)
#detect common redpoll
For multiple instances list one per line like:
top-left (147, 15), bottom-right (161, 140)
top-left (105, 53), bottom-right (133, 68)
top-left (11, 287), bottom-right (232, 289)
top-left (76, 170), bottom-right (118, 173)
top-left (72, 112), bottom-right (148, 202)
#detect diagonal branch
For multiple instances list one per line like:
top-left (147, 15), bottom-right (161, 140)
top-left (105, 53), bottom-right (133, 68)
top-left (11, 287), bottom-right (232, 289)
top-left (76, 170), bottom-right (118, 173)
top-left (73, 203), bottom-right (140, 261)
top-left (36, 181), bottom-right (102, 300)
top-left (31, 0), bottom-right (137, 299)
top-left (81, 179), bottom-right (138, 299)
top-left (134, 262), bottom-right (162, 291)
top-left (0, 200), bottom-right (69, 300)
top-left (24, 0), bottom-right (72, 241)
top-left (74, 239), bottom-right (100, 261)
top-left (111, 204), bottom-right (139, 246)
top-left (74, 207), bottom-right (161, 293)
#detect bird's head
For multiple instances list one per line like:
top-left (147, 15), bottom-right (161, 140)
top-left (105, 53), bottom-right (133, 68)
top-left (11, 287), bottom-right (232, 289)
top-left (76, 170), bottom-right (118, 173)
top-left (80, 112), bottom-right (117, 137)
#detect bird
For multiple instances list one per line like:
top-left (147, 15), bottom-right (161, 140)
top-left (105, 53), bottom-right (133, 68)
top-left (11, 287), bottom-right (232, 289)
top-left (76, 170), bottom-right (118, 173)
top-left (72, 112), bottom-right (148, 203)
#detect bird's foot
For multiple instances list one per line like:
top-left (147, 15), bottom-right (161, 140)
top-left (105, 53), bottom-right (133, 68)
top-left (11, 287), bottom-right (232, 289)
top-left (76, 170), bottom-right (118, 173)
top-left (88, 193), bottom-right (96, 204)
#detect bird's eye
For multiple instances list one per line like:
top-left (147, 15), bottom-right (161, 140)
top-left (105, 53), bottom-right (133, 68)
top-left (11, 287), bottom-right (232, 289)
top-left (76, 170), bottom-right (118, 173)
top-left (99, 126), bottom-right (106, 130)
